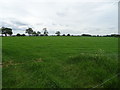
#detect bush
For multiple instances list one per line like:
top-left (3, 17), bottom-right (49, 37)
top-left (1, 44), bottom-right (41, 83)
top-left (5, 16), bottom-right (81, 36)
top-left (21, 34), bottom-right (26, 36)
top-left (62, 34), bottom-right (66, 36)
top-left (16, 34), bottom-right (26, 36)
top-left (16, 33), bottom-right (21, 36)
top-left (81, 34), bottom-right (91, 36)
top-left (67, 34), bottom-right (70, 36)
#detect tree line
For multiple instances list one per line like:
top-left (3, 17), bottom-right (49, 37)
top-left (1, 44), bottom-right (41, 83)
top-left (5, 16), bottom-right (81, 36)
top-left (0, 27), bottom-right (70, 36)
top-left (0, 27), bottom-right (120, 37)
top-left (0, 27), bottom-right (48, 36)
top-left (0, 27), bottom-right (61, 36)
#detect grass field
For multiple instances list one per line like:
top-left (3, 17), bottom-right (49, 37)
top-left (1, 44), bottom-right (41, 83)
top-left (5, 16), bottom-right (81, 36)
top-left (2, 36), bottom-right (118, 88)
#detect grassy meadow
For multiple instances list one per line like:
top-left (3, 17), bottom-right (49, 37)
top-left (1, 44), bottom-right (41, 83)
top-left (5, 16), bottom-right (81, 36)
top-left (2, 36), bottom-right (118, 88)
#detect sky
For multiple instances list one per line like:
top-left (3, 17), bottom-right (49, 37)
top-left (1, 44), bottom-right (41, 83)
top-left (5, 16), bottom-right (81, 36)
top-left (0, 0), bottom-right (119, 35)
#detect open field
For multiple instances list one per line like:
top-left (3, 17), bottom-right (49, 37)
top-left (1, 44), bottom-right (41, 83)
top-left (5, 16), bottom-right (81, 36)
top-left (2, 36), bottom-right (118, 88)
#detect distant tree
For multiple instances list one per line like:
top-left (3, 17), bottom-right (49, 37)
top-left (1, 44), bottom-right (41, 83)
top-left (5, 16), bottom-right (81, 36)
top-left (40, 34), bottom-right (44, 36)
top-left (62, 34), bottom-right (66, 36)
top-left (111, 34), bottom-right (120, 37)
top-left (0, 27), bottom-right (13, 36)
top-left (7, 29), bottom-right (13, 36)
top-left (16, 33), bottom-right (21, 36)
top-left (92, 35), bottom-right (97, 37)
top-left (21, 34), bottom-right (26, 36)
top-left (16, 33), bottom-right (26, 36)
top-left (67, 34), bottom-right (70, 36)
top-left (32, 31), bottom-right (37, 36)
top-left (0, 27), bottom-right (5, 36)
top-left (43, 28), bottom-right (48, 36)
top-left (37, 31), bottom-right (41, 36)
top-left (103, 35), bottom-right (111, 37)
top-left (81, 34), bottom-right (91, 37)
top-left (55, 31), bottom-right (61, 36)
top-left (25, 28), bottom-right (33, 36)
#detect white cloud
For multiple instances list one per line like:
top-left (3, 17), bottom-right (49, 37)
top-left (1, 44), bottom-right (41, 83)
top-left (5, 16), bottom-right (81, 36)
top-left (0, 0), bottom-right (119, 35)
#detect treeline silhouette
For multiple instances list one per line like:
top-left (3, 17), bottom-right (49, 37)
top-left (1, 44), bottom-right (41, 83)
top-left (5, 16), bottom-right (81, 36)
top-left (0, 27), bottom-right (120, 37)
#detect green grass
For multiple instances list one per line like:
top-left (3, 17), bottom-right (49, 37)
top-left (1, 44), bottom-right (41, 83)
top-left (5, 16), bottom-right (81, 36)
top-left (2, 36), bottom-right (118, 88)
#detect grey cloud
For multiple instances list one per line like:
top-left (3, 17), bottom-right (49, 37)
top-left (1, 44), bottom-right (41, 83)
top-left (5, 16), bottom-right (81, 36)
top-left (12, 27), bottom-right (25, 31)
top-left (108, 27), bottom-right (116, 30)
top-left (0, 18), bottom-right (29, 34)
top-left (52, 23), bottom-right (56, 25)
top-left (36, 23), bottom-right (44, 26)
top-left (0, 0), bottom-right (118, 35)
top-left (10, 20), bottom-right (28, 26)
top-left (1, 18), bottom-right (29, 27)
top-left (56, 12), bottom-right (67, 17)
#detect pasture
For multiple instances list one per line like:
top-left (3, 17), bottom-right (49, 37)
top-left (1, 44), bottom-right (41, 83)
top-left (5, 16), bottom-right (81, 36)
top-left (2, 36), bottom-right (118, 88)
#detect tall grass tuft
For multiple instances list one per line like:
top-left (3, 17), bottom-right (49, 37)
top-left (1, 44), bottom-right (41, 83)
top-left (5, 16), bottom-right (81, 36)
top-left (65, 51), bottom-right (118, 88)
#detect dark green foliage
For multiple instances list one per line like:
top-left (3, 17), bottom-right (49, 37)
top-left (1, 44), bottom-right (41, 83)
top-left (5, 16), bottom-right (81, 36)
top-left (55, 31), bottom-right (61, 36)
top-left (1, 27), bottom-right (13, 36)
top-left (67, 34), bottom-right (70, 36)
top-left (32, 31), bottom-right (37, 36)
top-left (21, 34), bottom-right (26, 36)
top-left (16, 33), bottom-right (21, 36)
top-left (25, 28), bottom-right (33, 36)
top-left (16, 34), bottom-right (26, 36)
top-left (43, 28), bottom-right (48, 36)
top-left (62, 34), bottom-right (66, 36)
top-left (81, 34), bottom-right (91, 37)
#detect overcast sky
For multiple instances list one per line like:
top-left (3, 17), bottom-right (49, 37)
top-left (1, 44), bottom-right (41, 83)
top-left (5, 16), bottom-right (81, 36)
top-left (0, 0), bottom-right (119, 35)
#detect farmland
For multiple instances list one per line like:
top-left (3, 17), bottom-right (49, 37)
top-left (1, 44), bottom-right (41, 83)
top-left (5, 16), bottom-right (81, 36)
top-left (2, 36), bottom-right (118, 88)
